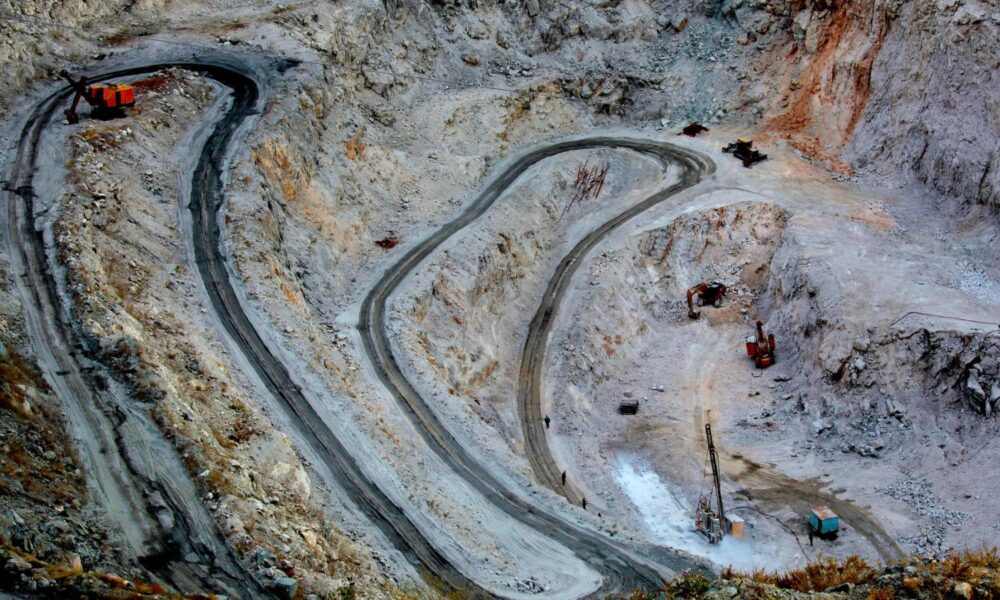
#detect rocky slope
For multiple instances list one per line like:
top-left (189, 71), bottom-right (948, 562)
top-left (45, 68), bottom-right (392, 599)
top-left (0, 0), bottom-right (996, 597)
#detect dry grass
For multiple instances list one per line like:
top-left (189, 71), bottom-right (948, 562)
top-left (723, 550), bottom-right (1000, 597)
top-left (936, 547), bottom-right (1000, 577)
top-left (0, 539), bottom-right (208, 599)
top-left (78, 127), bottom-right (124, 151)
top-left (733, 555), bottom-right (878, 591)
top-left (0, 350), bottom-right (48, 417)
top-left (779, 555), bottom-right (878, 591)
top-left (867, 587), bottom-right (895, 600)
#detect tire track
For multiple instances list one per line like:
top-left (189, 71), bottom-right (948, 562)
top-left (182, 62), bottom-right (476, 594)
top-left (360, 138), bottom-right (715, 593)
top-left (3, 64), bottom-right (270, 598)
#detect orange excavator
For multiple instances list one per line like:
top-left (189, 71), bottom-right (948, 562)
top-left (60, 70), bottom-right (136, 124)
top-left (746, 320), bottom-right (776, 368)
top-left (687, 281), bottom-right (727, 320)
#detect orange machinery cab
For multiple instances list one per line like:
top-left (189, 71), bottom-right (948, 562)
top-left (746, 333), bottom-right (776, 368)
top-left (88, 84), bottom-right (136, 110)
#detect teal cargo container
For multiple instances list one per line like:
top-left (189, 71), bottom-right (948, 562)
top-left (809, 506), bottom-right (840, 537)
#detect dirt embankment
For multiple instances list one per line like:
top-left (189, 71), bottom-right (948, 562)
top-left (50, 69), bottom-right (392, 599)
top-left (0, 346), bottom-right (126, 581)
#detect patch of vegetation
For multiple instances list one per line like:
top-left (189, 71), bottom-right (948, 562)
top-left (0, 538), bottom-right (209, 599)
top-left (609, 551), bottom-right (1000, 600)
top-left (737, 555), bottom-right (878, 592)
top-left (0, 349), bottom-right (49, 417)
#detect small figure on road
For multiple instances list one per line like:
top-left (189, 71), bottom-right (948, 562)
top-left (561, 471), bottom-right (566, 486)
top-left (808, 529), bottom-right (814, 547)
top-left (582, 497), bottom-right (587, 511)
top-left (544, 415), bottom-right (551, 429)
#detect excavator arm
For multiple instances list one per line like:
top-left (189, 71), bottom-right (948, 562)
top-left (687, 282), bottom-right (726, 320)
top-left (60, 70), bottom-right (93, 124)
top-left (687, 283), bottom-right (708, 319)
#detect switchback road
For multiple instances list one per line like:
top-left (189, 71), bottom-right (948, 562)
top-left (359, 138), bottom-right (716, 594)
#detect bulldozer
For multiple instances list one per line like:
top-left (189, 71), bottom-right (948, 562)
top-left (686, 281), bottom-right (727, 319)
top-left (745, 320), bottom-right (776, 368)
top-left (722, 138), bottom-right (768, 168)
top-left (60, 70), bottom-right (136, 125)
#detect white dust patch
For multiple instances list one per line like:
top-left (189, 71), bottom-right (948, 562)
top-left (614, 456), bottom-right (788, 571)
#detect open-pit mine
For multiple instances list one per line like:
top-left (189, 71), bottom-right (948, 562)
top-left (0, 1), bottom-right (997, 599)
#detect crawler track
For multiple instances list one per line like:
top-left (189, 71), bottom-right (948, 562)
top-left (360, 138), bottom-right (715, 593)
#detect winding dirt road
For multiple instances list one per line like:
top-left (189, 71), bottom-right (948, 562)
top-left (4, 53), bottom-right (899, 599)
top-left (192, 73), bottom-right (710, 594)
top-left (3, 63), bottom-right (270, 598)
top-left (360, 138), bottom-right (716, 593)
top-left (183, 60), bottom-right (475, 593)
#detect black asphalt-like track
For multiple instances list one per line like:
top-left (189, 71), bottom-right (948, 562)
top-left (183, 65), bottom-right (477, 593)
top-left (3, 64), bottom-right (271, 598)
top-left (5, 58), bottom-right (724, 598)
top-left (513, 143), bottom-right (714, 507)
top-left (359, 139), bottom-right (716, 594)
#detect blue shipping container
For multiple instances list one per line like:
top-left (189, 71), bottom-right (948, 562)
top-left (809, 506), bottom-right (839, 534)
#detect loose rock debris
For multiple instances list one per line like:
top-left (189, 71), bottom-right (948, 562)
top-left (1, 0), bottom-right (997, 597)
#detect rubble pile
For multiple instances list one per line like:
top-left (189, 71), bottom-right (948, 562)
top-left (877, 478), bottom-right (969, 557)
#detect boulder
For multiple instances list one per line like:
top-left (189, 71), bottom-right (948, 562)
top-left (250, 546), bottom-right (277, 568)
top-left (6, 555), bottom-right (31, 573)
top-left (953, 581), bottom-right (973, 600)
top-left (465, 21), bottom-right (489, 40)
top-left (967, 374), bottom-right (985, 401)
top-left (272, 577), bottom-right (299, 599)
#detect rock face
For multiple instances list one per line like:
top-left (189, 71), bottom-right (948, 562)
top-left (964, 364), bottom-right (1000, 416)
top-left (764, 214), bottom-right (1000, 423)
top-left (846, 0), bottom-right (999, 207)
top-left (752, 0), bottom-right (996, 205)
